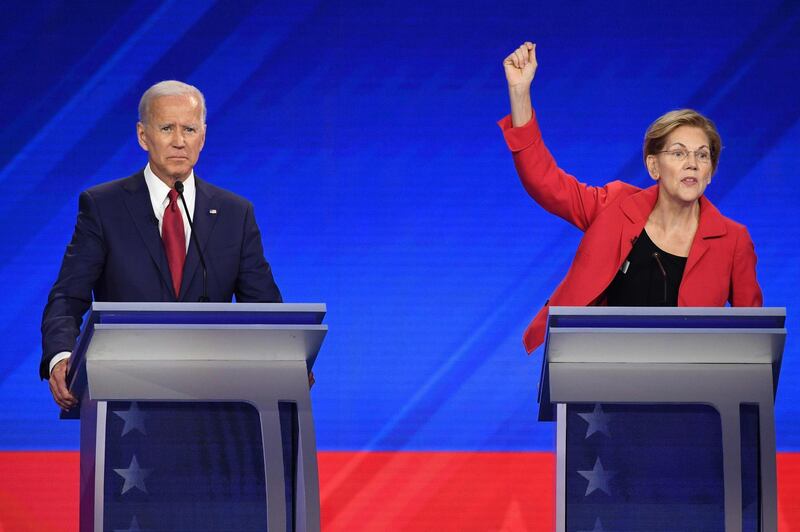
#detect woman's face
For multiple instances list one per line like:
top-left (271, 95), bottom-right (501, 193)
top-left (648, 125), bottom-right (713, 205)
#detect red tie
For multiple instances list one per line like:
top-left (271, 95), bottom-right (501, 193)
top-left (162, 189), bottom-right (186, 298)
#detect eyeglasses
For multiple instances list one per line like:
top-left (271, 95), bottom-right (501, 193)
top-left (657, 148), bottom-right (712, 165)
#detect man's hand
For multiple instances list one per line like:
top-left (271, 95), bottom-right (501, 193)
top-left (49, 359), bottom-right (77, 410)
top-left (308, 371), bottom-right (315, 389)
top-left (503, 42), bottom-right (537, 91)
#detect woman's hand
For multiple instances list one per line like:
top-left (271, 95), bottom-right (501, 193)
top-left (503, 42), bottom-right (537, 90)
top-left (503, 42), bottom-right (537, 127)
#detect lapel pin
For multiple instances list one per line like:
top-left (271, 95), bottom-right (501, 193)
top-left (209, 209), bottom-right (217, 215)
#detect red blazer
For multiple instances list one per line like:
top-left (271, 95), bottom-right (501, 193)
top-left (499, 112), bottom-right (763, 353)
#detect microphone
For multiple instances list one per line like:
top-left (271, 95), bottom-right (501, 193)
top-left (174, 180), bottom-right (210, 302)
top-left (652, 252), bottom-right (667, 305)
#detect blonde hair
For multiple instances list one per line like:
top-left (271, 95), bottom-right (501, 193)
top-left (643, 109), bottom-right (722, 174)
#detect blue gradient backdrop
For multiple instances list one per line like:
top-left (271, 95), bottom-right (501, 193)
top-left (0, 1), bottom-right (798, 453)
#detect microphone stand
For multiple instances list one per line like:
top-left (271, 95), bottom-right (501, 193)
top-left (174, 180), bottom-right (210, 302)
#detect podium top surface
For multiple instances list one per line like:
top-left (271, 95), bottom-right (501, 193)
top-left (62, 303), bottom-right (328, 419)
top-left (89, 302), bottom-right (326, 325)
top-left (537, 307), bottom-right (787, 421)
top-left (547, 306), bottom-right (785, 329)
top-left (544, 306), bottom-right (786, 365)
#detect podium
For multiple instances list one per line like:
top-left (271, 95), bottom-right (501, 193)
top-left (538, 307), bottom-right (786, 532)
top-left (64, 302), bottom-right (327, 532)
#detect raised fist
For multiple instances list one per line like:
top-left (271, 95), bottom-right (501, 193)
top-left (503, 42), bottom-right (537, 90)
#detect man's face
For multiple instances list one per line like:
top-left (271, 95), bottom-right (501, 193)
top-left (136, 94), bottom-right (206, 184)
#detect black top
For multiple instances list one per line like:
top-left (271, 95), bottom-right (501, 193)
top-left (606, 229), bottom-right (687, 307)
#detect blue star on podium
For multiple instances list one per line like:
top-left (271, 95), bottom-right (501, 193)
top-left (113, 455), bottom-right (153, 495)
top-left (114, 515), bottom-right (143, 532)
top-left (578, 517), bottom-right (607, 532)
top-left (112, 402), bottom-right (147, 436)
top-left (577, 403), bottom-right (611, 438)
top-left (577, 457), bottom-right (615, 496)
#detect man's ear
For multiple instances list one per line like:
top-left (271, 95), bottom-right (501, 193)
top-left (136, 122), bottom-right (148, 151)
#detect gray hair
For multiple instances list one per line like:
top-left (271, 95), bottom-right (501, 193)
top-left (138, 80), bottom-right (207, 124)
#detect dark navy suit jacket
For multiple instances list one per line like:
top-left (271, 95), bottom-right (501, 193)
top-left (40, 171), bottom-right (282, 378)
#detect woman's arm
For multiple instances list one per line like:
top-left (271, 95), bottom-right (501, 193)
top-left (502, 42), bottom-right (629, 231)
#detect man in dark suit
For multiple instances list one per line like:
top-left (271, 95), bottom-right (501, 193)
top-left (42, 80), bottom-right (282, 409)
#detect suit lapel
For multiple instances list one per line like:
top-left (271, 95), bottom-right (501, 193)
top-left (683, 196), bottom-right (727, 278)
top-left (179, 177), bottom-right (219, 300)
top-left (122, 172), bottom-right (174, 296)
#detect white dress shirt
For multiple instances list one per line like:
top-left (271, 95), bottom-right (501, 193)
top-left (144, 163), bottom-right (195, 252)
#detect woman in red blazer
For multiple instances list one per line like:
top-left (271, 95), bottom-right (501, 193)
top-left (500, 42), bottom-right (763, 353)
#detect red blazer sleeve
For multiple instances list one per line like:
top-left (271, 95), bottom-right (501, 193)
top-left (498, 112), bottom-right (631, 231)
top-left (729, 225), bottom-right (763, 306)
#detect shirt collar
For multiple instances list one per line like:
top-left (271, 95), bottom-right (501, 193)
top-left (143, 163), bottom-right (196, 206)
